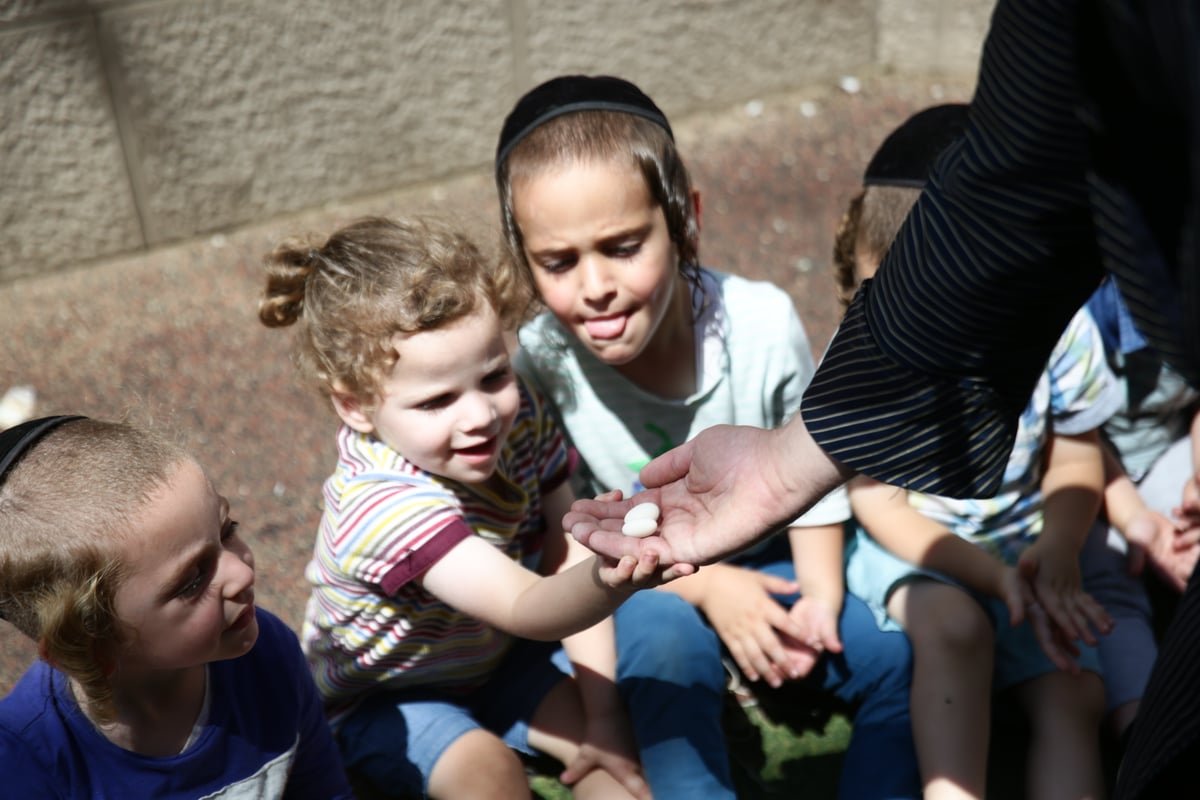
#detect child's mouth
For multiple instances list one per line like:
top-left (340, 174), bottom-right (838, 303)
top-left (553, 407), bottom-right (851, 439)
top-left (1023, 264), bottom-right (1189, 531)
top-left (584, 314), bottom-right (627, 340)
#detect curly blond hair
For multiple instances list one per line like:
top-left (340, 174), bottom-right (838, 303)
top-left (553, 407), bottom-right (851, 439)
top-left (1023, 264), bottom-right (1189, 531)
top-left (831, 185), bottom-right (923, 310)
top-left (259, 216), bottom-right (529, 407)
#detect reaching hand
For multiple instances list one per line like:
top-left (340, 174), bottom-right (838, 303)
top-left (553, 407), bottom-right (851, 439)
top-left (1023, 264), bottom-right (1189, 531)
top-left (1173, 470), bottom-right (1200, 529)
top-left (565, 422), bottom-right (852, 568)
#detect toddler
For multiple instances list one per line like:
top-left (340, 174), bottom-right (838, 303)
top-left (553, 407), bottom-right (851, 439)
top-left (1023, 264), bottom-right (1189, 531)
top-left (0, 415), bottom-right (352, 798)
top-left (260, 215), bottom-right (674, 800)
top-left (497, 74), bottom-right (920, 800)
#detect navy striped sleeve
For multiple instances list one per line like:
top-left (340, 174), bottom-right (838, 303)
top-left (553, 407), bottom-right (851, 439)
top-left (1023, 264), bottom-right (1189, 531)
top-left (802, 0), bottom-right (1107, 498)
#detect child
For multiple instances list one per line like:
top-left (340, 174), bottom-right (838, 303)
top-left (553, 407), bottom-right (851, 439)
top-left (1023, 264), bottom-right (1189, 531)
top-left (496, 74), bottom-right (921, 800)
top-left (0, 415), bottom-right (353, 798)
top-left (259, 215), bottom-right (674, 800)
top-left (838, 105), bottom-right (1119, 799)
top-left (1077, 279), bottom-right (1200, 741)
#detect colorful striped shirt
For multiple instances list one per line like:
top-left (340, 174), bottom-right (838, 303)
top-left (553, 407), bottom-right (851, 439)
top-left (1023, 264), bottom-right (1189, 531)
top-left (301, 377), bottom-right (571, 719)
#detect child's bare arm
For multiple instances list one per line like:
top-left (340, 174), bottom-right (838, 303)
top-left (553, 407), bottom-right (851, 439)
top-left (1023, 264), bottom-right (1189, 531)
top-left (849, 476), bottom-right (1009, 599)
top-left (1019, 430), bottom-right (1111, 648)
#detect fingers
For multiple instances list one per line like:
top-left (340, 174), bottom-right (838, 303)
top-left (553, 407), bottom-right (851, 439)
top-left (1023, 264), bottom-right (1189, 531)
top-left (639, 439), bottom-right (695, 489)
top-left (1025, 601), bottom-right (1082, 675)
top-left (557, 751), bottom-right (597, 787)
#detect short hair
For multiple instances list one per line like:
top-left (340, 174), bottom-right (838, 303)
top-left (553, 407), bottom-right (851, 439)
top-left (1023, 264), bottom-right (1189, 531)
top-left (832, 185), bottom-right (923, 308)
top-left (0, 418), bottom-right (188, 723)
top-left (258, 215), bottom-right (527, 407)
top-left (495, 108), bottom-right (703, 308)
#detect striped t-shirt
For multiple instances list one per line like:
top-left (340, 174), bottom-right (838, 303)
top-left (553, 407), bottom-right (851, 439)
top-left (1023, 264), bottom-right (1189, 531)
top-left (301, 378), bottom-right (571, 719)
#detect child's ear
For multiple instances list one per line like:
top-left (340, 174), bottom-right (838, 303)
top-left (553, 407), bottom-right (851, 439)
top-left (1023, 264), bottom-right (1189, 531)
top-left (330, 390), bottom-right (377, 434)
top-left (691, 189), bottom-right (703, 234)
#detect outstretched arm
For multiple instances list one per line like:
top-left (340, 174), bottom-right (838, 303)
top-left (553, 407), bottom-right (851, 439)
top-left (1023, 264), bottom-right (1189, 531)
top-left (565, 418), bottom-right (854, 568)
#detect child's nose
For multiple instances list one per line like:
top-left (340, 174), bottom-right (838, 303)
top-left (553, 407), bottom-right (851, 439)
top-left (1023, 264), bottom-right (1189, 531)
top-left (220, 546), bottom-right (255, 601)
top-left (463, 392), bottom-right (499, 432)
top-left (580, 256), bottom-right (616, 300)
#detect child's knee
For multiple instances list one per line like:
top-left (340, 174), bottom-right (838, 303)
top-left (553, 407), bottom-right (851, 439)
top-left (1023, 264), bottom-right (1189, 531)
top-left (427, 729), bottom-right (528, 799)
top-left (905, 594), bottom-right (992, 657)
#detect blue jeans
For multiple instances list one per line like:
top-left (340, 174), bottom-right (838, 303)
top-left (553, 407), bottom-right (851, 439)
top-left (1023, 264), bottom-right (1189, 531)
top-left (616, 535), bottom-right (922, 800)
top-left (615, 590), bottom-right (736, 799)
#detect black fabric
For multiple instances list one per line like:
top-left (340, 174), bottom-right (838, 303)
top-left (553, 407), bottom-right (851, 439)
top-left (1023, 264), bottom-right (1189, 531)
top-left (862, 103), bottom-right (969, 188)
top-left (495, 75), bottom-right (673, 171)
top-left (0, 415), bottom-right (85, 485)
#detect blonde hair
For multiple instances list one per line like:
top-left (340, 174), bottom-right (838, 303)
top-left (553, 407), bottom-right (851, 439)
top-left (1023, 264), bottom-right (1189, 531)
top-left (259, 215), bottom-right (529, 406)
top-left (0, 418), bottom-right (187, 724)
top-left (831, 185), bottom-right (923, 309)
top-left (496, 110), bottom-right (704, 307)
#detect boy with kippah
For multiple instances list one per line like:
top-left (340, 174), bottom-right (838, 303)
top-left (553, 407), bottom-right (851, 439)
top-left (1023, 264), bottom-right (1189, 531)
top-left (0, 415), bottom-right (353, 799)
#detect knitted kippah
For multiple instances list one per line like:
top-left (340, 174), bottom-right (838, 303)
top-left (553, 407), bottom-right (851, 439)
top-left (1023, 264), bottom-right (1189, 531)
top-left (495, 75), bottom-right (673, 172)
top-left (0, 415), bottom-right (85, 485)
top-left (863, 103), bottom-right (969, 188)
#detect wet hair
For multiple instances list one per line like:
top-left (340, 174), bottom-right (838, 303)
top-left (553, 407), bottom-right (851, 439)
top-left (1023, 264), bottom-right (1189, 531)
top-left (0, 418), bottom-right (188, 724)
top-left (259, 215), bottom-right (528, 407)
top-left (832, 185), bottom-right (923, 308)
top-left (495, 90), bottom-right (703, 307)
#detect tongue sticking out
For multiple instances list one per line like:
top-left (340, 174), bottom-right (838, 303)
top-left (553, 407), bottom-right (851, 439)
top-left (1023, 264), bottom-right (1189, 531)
top-left (585, 315), bottom-right (627, 340)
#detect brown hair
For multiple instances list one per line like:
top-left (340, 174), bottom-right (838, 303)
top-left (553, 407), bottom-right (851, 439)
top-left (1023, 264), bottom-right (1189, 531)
top-left (831, 185), bottom-right (923, 309)
top-left (0, 418), bottom-right (187, 724)
top-left (259, 215), bottom-right (528, 407)
top-left (496, 110), bottom-right (703, 306)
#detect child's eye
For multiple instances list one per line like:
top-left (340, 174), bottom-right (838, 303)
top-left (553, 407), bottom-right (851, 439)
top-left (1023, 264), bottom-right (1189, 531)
top-left (417, 394), bottom-right (453, 411)
top-left (178, 563), bottom-right (213, 598)
top-left (483, 366), bottom-right (512, 387)
top-left (221, 519), bottom-right (240, 543)
top-left (608, 241), bottom-right (642, 259)
top-left (538, 255), bottom-right (576, 274)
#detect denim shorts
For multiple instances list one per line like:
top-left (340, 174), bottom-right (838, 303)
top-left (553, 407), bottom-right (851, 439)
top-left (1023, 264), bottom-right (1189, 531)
top-left (336, 638), bottom-right (572, 796)
top-left (846, 525), bottom-right (1101, 691)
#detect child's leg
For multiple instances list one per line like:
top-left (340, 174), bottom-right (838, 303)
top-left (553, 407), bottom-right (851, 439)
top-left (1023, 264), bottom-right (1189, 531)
top-left (336, 693), bottom-right (531, 800)
top-left (889, 580), bottom-right (995, 800)
top-left (1014, 670), bottom-right (1106, 800)
top-left (822, 592), bottom-right (922, 800)
top-left (1080, 520), bottom-right (1156, 739)
top-left (426, 729), bottom-right (532, 800)
top-left (614, 590), bottom-right (736, 799)
top-left (527, 677), bottom-right (641, 800)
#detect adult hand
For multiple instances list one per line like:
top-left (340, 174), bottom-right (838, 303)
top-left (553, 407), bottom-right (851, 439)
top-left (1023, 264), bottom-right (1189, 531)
top-left (565, 421), bottom-right (853, 567)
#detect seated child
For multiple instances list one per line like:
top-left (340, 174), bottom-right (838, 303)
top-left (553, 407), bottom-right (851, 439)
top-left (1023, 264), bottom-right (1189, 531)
top-left (259, 215), bottom-right (677, 800)
top-left (496, 74), bottom-right (920, 800)
top-left (1078, 278), bottom-right (1200, 740)
top-left (0, 415), bottom-right (353, 798)
top-left (837, 104), bottom-right (1119, 800)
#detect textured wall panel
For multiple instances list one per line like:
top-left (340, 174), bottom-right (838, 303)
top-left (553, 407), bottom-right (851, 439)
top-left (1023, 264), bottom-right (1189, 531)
top-left (99, 0), bottom-right (513, 244)
top-left (877, 0), bottom-right (991, 76)
top-left (0, 21), bottom-right (142, 281)
top-left (520, 0), bottom-right (875, 115)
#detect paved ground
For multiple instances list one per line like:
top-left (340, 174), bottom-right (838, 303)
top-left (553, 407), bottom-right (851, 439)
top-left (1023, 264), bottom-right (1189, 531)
top-left (0, 72), bottom-right (974, 693)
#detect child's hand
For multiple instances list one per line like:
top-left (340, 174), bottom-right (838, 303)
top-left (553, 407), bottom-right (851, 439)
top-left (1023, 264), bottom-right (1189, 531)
top-left (598, 550), bottom-right (694, 590)
top-left (778, 595), bottom-right (843, 680)
top-left (1173, 470), bottom-right (1200, 529)
top-left (1125, 508), bottom-right (1200, 593)
top-left (1016, 542), bottom-right (1112, 671)
top-left (699, 566), bottom-right (807, 688)
top-left (558, 708), bottom-right (650, 799)
top-left (997, 563), bottom-right (1080, 673)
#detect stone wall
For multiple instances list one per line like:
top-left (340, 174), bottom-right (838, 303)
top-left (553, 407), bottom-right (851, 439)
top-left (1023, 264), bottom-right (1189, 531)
top-left (0, 0), bottom-right (991, 282)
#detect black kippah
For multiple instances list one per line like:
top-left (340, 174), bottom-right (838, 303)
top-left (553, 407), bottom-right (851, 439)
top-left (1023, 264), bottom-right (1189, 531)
top-left (863, 103), bottom-right (970, 188)
top-left (495, 75), bottom-right (673, 173)
top-left (0, 415), bottom-right (86, 485)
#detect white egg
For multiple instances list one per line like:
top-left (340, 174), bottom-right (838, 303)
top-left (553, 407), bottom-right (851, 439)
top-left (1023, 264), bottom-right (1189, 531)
top-left (623, 502), bottom-right (661, 523)
top-left (621, 517), bottom-right (659, 538)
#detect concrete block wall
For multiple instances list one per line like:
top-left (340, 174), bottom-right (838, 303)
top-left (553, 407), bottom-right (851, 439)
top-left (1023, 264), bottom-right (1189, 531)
top-left (0, 0), bottom-right (992, 283)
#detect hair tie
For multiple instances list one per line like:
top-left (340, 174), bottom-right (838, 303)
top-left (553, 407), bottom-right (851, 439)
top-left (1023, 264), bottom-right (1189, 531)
top-left (495, 74), bottom-right (673, 174)
top-left (0, 415), bottom-right (87, 486)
